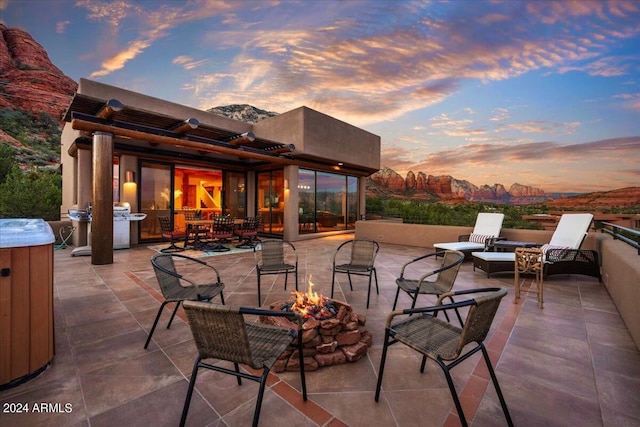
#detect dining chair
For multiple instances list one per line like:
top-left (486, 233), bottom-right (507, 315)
top-left (206, 216), bottom-right (235, 252)
top-left (234, 216), bottom-right (260, 248)
top-left (157, 216), bottom-right (186, 253)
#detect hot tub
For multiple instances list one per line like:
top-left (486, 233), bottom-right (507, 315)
top-left (0, 218), bottom-right (55, 388)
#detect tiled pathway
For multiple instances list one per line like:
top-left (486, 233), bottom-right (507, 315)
top-left (1, 235), bottom-right (639, 426)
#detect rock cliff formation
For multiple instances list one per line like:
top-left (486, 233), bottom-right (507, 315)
top-left (208, 104), bottom-right (278, 123)
top-left (368, 167), bottom-right (552, 205)
top-left (0, 24), bottom-right (77, 120)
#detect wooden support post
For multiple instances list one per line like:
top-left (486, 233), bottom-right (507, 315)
top-left (92, 131), bottom-right (114, 265)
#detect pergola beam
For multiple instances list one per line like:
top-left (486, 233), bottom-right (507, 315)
top-left (71, 115), bottom-right (295, 165)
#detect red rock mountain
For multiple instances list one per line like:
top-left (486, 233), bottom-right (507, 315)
top-left (368, 167), bottom-right (551, 205)
top-left (0, 24), bottom-right (77, 120)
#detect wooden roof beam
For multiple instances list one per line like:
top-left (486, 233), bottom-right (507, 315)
top-left (70, 117), bottom-right (294, 165)
top-left (169, 118), bottom-right (199, 134)
top-left (227, 132), bottom-right (256, 146)
top-left (96, 99), bottom-right (123, 119)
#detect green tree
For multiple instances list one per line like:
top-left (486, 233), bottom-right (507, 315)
top-left (0, 165), bottom-right (61, 220)
top-left (0, 143), bottom-right (16, 183)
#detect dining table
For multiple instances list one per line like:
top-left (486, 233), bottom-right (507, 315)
top-left (183, 218), bottom-right (214, 250)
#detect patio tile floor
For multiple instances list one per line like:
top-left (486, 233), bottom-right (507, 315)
top-left (1, 234), bottom-right (639, 426)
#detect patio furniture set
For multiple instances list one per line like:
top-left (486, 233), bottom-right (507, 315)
top-left (158, 214), bottom-right (261, 253)
top-left (145, 212), bottom-right (599, 426)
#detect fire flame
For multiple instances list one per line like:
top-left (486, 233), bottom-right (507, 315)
top-left (291, 275), bottom-right (330, 319)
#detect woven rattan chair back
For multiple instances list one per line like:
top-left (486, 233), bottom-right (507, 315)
top-left (152, 254), bottom-right (185, 300)
top-left (260, 239), bottom-right (285, 265)
top-left (184, 302), bottom-right (260, 368)
top-left (454, 288), bottom-right (506, 358)
top-left (436, 250), bottom-right (464, 292)
top-left (331, 239), bottom-right (380, 308)
top-left (350, 239), bottom-right (377, 267)
top-left (255, 239), bottom-right (298, 306)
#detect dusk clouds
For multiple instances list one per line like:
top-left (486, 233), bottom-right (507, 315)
top-left (3, 0), bottom-right (639, 192)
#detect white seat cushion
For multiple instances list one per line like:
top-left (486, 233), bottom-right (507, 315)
top-left (434, 242), bottom-right (485, 252)
top-left (472, 252), bottom-right (515, 262)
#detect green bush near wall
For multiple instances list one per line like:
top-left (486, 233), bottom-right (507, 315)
top-left (0, 145), bottom-right (61, 221)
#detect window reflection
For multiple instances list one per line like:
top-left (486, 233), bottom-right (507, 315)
top-left (298, 169), bottom-right (358, 234)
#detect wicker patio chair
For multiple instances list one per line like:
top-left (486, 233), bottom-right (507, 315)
top-left (393, 250), bottom-right (465, 315)
top-left (158, 216), bottom-right (186, 253)
top-left (331, 239), bottom-right (380, 308)
top-left (179, 301), bottom-right (307, 427)
top-left (145, 253), bottom-right (225, 349)
top-left (255, 239), bottom-right (299, 306)
top-left (375, 287), bottom-right (513, 427)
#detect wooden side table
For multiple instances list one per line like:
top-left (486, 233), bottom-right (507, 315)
top-left (514, 247), bottom-right (544, 308)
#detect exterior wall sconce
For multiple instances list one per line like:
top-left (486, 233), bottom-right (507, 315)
top-left (125, 171), bottom-right (136, 183)
top-left (284, 178), bottom-right (289, 190)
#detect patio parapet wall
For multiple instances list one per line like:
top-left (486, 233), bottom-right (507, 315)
top-left (355, 220), bottom-right (639, 351)
top-left (600, 237), bottom-right (640, 351)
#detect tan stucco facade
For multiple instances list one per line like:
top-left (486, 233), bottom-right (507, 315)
top-left (60, 79), bottom-right (381, 263)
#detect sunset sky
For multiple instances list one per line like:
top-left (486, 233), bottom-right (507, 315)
top-left (2, 0), bottom-right (639, 193)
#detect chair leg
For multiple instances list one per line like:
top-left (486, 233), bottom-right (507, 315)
top-left (284, 270), bottom-right (289, 290)
top-left (252, 368), bottom-right (270, 427)
top-left (234, 362), bottom-right (242, 385)
top-left (347, 272), bottom-right (353, 291)
top-left (295, 269), bottom-right (298, 291)
top-left (331, 270), bottom-right (336, 298)
top-left (481, 345), bottom-right (514, 426)
top-left (167, 301), bottom-right (181, 329)
top-left (373, 268), bottom-right (379, 295)
top-left (144, 301), bottom-right (169, 349)
top-left (366, 272), bottom-right (373, 309)
top-left (438, 359), bottom-right (468, 427)
top-left (179, 356), bottom-right (201, 427)
top-left (257, 270), bottom-right (262, 307)
top-left (392, 287), bottom-right (400, 310)
top-left (410, 291), bottom-right (419, 310)
top-left (419, 355), bottom-right (427, 373)
top-left (375, 329), bottom-right (392, 401)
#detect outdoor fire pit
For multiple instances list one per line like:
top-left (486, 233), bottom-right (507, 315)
top-left (260, 277), bottom-right (372, 372)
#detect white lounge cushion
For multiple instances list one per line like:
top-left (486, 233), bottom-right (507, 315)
top-left (472, 251), bottom-right (515, 262)
top-left (549, 213), bottom-right (593, 249)
top-left (471, 213), bottom-right (505, 236)
top-left (434, 241), bottom-right (486, 252)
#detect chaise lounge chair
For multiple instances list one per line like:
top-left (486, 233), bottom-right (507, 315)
top-left (472, 213), bottom-right (599, 279)
top-left (433, 212), bottom-right (505, 259)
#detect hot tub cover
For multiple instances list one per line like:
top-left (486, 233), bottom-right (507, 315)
top-left (0, 218), bottom-right (55, 248)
